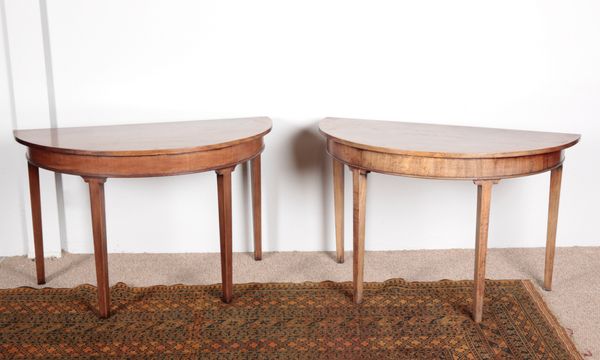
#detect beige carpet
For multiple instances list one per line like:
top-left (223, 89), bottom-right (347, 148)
top-left (0, 247), bottom-right (598, 358)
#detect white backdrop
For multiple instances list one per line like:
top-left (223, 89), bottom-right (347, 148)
top-left (1, 0), bottom-right (598, 257)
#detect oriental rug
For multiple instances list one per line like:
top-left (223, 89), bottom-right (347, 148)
top-left (0, 279), bottom-right (581, 359)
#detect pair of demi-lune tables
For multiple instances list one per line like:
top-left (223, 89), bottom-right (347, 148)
top-left (14, 117), bottom-right (580, 323)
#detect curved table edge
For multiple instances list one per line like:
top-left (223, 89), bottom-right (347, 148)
top-left (325, 138), bottom-right (568, 181)
top-left (14, 119), bottom-right (272, 157)
top-left (25, 140), bottom-right (266, 179)
top-left (318, 126), bottom-right (580, 160)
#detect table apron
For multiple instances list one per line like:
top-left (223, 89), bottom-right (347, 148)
top-left (327, 140), bottom-right (564, 180)
top-left (27, 138), bottom-right (264, 178)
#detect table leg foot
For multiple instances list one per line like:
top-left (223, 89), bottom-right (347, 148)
top-left (333, 158), bottom-right (345, 264)
top-left (217, 167), bottom-right (235, 303)
top-left (473, 180), bottom-right (496, 323)
top-left (544, 165), bottom-right (563, 291)
top-left (84, 177), bottom-right (110, 318)
top-left (27, 163), bottom-right (46, 285)
top-left (352, 168), bottom-right (367, 304)
top-left (251, 156), bottom-right (262, 261)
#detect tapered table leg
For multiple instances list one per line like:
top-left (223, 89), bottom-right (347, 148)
top-left (473, 180), bottom-right (495, 323)
top-left (217, 167), bottom-right (234, 303)
top-left (333, 158), bottom-right (345, 263)
top-left (84, 177), bottom-right (110, 318)
top-left (352, 168), bottom-right (367, 304)
top-left (27, 163), bottom-right (45, 285)
top-left (544, 165), bottom-right (563, 291)
top-left (251, 156), bottom-right (262, 261)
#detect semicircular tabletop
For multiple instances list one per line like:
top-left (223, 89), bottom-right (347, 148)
top-left (14, 117), bottom-right (272, 157)
top-left (319, 117), bottom-right (580, 159)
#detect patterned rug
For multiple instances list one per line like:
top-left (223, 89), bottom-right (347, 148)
top-left (0, 279), bottom-right (580, 359)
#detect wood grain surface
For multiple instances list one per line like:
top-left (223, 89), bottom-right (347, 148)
top-left (320, 117), bottom-right (579, 159)
top-left (15, 117), bottom-right (272, 156)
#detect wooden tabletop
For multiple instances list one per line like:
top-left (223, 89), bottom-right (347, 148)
top-left (319, 118), bottom-right (580, 159)
top-left (14, 117), bottom-right (272, 157)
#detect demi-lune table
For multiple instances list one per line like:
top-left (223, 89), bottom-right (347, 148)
top-left (14, 117), bottom-right (272, 318)
top-left (319, 117), bottom-right (580, 322)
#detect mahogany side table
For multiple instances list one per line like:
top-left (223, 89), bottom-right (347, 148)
top-left (319, 117), bottom-right (580, 322)
top-left (14, 117), bottom-right (272, 318)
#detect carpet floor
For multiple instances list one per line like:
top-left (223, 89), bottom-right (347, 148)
top-left (0, 247), bottom-right (597, 358)
top-left (0, 279), bottom-right (581, 359)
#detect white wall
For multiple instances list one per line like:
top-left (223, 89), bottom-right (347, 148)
top-left (1, 0), bottom-right (599, 257)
